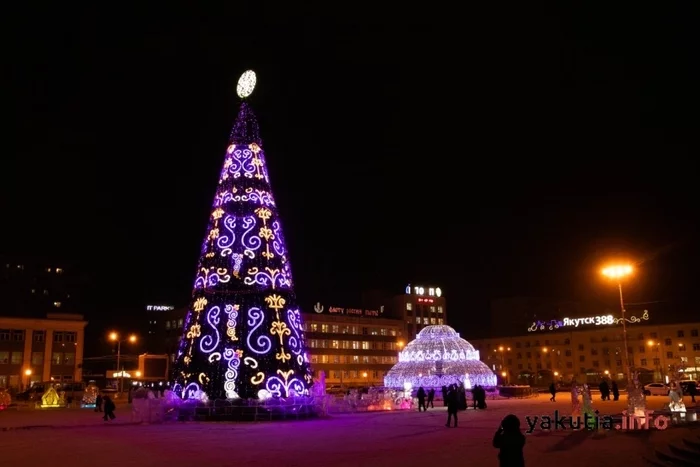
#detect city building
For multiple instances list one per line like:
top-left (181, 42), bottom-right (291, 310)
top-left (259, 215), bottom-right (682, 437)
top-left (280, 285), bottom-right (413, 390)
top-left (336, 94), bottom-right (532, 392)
top-left (0, 313), bottom-right (88, 390)
top-left (145, 304), bottom-right (184, 363)
top-left (468, 307), bottom-right (700, 386)
top-left (302, 302), bottom-right (404, 387)
top-left (388, 284), bottom-right (447, 340)
top-left (1, 258), bottom-right (87, 318)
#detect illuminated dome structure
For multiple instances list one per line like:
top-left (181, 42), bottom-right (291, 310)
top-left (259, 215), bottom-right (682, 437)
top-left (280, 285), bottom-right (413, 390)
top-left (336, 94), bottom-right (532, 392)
top-left (384, 325), bottom-right (497, 389)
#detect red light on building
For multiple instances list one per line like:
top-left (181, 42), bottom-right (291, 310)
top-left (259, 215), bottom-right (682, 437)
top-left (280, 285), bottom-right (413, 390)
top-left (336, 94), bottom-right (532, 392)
top-left (417, 298), bottom-right (434, 303)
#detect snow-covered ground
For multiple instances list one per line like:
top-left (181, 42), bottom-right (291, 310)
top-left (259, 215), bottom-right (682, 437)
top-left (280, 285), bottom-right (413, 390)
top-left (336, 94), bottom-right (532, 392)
top-left (0, 394), bottom-right (696, 467)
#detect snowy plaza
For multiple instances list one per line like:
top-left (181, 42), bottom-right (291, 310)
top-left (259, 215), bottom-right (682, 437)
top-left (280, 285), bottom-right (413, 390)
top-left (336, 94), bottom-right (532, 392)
top-left (1, 394), bottom-right (698, 467)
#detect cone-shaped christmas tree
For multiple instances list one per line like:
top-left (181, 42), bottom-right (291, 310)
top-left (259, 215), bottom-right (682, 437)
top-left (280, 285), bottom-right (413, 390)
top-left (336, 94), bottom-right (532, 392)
top-left (173, 71), bottom-right (313, 400)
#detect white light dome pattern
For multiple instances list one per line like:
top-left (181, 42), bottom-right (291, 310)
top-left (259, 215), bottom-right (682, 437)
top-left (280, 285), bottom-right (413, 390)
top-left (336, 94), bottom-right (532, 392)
top-left (384, 325), bottom-right (497, 389)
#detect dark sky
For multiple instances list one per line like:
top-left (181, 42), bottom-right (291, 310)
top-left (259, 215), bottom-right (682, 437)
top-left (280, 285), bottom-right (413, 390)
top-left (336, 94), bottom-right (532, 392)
top-left (5, 5), bottom-right (698, 342)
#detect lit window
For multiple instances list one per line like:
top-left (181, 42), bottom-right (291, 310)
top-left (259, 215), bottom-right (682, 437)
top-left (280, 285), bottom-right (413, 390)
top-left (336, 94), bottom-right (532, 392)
top-left (53, 302), bottom-right (61, 308)
top-left (55, 268), bottom-right (63, 274)
top-left (405, 303), bottom-right (412, 311)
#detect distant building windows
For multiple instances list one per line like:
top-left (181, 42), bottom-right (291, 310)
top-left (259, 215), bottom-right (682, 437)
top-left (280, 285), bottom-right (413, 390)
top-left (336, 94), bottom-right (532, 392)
top-left (53, 301), bottom-right (62, 308)
top-left (405, 303), bottom-right (412, 311)
top-left (31, 352), bottom-right (44, 366)
top-left (10, 352), bottom-right (23, 365)
top-left (33, 331), bottom-right (45, 343)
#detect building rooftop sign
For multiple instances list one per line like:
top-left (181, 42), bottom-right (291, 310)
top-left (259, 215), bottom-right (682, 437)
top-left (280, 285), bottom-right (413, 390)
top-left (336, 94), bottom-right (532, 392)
top-left (527, 310), bottom-right (650, 332)
top-left (405, 284), bottom-right (442, 298)
top-left (146, 305), bottom-right (175, 311)
top-left (312, 302), bottom-right (384, 318)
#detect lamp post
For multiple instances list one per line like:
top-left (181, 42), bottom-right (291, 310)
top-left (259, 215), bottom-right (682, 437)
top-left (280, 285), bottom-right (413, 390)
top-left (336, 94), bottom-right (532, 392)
top-left (24, 369), bottom-right (32, 392)
top-left (109, 332), bottom-right (137, 394)
top-left (602, 265), bottom-right (634, 386)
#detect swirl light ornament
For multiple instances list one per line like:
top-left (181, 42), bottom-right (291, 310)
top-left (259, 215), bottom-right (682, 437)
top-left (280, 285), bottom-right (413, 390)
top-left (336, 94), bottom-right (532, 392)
top-left (384, 325), bottom-right (497, 389)
top-left (172, 70), bottom-right (313, 400)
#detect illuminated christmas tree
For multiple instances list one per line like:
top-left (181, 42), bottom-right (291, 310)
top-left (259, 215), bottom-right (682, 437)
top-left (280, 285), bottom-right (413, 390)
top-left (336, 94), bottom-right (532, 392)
top-left (173, 71), bottom-right (313, 400)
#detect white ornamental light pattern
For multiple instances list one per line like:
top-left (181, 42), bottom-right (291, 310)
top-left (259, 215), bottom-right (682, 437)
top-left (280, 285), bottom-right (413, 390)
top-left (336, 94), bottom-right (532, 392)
top-left (237, 70), bottom-right (257, 98)
top-left (384, 325), bottom-right (497, 389)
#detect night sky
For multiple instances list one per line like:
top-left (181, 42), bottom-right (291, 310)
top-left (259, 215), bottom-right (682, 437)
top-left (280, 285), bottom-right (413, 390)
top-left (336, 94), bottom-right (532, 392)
top-left (6, 6), bottom-right (698, 344)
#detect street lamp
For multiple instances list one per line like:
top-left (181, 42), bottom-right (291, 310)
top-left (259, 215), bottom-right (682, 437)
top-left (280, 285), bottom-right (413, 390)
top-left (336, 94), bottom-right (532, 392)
top-left (109, 332), bottom-right (137, 394)
top-left (24, 369), bottom-right (32, 391)
top-left (602, 264), bottom-right (634, 385)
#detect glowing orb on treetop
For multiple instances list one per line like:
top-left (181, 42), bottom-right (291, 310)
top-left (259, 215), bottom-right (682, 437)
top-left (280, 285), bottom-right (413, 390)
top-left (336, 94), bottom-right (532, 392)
top-left (236, 70), bottom-right (257, 98)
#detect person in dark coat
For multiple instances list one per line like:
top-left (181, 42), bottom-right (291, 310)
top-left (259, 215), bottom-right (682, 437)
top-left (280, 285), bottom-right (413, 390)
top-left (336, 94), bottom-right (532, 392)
top-left (493, 414), bottom-right (525, 467)
top-left (472, 385), bottom-right (479, 409)
top-left (611, 381), bottom-right (620, 401)
top-left (95, 394), bottom-right (103, 412)
top-left (688, 382), bottom-right (697, 403)
top-left (416, 387), bottom-right (427, 412)
top-left (599, 380), bottom-right (610, 401)
top-left (427, 388), bottom-right (435, 408)
top-left (477, 385), bottom-right (487, 409)
top-left (102, 396), bottom-right (116, 421)
top-left (445, 387), bottom-right (459, 427)
top-left (549, 382), bottom-right (556, 402)
top-left (457, 386), bottom-right (467, 410)
top-left (441, 386), bottom-right (448, 406)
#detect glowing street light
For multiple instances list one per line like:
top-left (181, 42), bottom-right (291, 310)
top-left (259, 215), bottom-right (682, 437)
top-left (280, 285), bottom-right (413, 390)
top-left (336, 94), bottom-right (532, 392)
top-left (601, 264), bottom-right (634, 385)
top-left (109, 332), bottom-right (138, 394)
top-left (23, 368), bottom-right (32, 392)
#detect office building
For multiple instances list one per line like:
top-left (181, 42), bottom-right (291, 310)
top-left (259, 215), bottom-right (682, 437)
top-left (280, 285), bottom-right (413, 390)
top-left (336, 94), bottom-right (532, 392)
top-left (145, 304), bottom-right (184, 363)
top-left (1, 259), bottom-right (87, 318)
top-left (302, 302), bottom-right (404, 387)
top-left (469, 307), bottom-right (700, 386)
top-left (0, 313), bottom-right (87, 390)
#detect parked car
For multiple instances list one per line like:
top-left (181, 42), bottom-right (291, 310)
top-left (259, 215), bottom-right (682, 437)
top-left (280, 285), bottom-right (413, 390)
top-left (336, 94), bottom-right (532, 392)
top-left (643, 383), bottom-right (669, 396)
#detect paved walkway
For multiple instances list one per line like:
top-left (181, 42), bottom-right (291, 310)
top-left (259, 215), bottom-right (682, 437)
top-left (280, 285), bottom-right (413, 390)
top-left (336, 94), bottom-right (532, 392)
top-left (0, 394), bottom-right (696, 466)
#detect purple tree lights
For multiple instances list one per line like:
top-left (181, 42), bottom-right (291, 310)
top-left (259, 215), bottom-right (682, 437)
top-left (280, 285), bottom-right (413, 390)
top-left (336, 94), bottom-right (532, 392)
top-left (173, 72), bottom-right (312, 401)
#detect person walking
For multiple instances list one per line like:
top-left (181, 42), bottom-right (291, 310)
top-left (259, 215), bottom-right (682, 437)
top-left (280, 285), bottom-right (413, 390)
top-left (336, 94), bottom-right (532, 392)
top-left (427, 388), bottom-right (435, 408)
top-left (417, 387), bottom-right (427, 412)
top-left (549, 382), bottom-right (556, 402)
top-left (688, 382), bottom-right (697, 403)
top-left (102, 395), bottom-right (116, 421)
top-left (611, 381), bottom-right (620, 401)
top-left (445, 387), bottom-right (458, 428)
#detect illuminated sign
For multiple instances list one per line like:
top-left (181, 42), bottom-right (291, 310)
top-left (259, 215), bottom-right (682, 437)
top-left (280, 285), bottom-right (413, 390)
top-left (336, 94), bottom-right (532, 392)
top-left (312, 302), bottom-right (381, 318)
top-left (146, 305), bottom-right (175, 311)
top-left (405, 285), bottom-right (442, 297)
top-left (527, 310), bottom-right (649, 332)
top-left (107, 370), bottom-right (134, 378)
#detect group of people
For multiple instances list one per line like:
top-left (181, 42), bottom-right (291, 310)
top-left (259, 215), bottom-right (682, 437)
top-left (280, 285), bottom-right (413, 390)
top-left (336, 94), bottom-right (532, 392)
top-left (415, 384), bottom-right (490, 428)
top-left (597, 380), bottom-right (620, 401)
top-left (94, 393), bottom-right (117, 421)
top-left (415, 387), bottom-right (435, 411)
